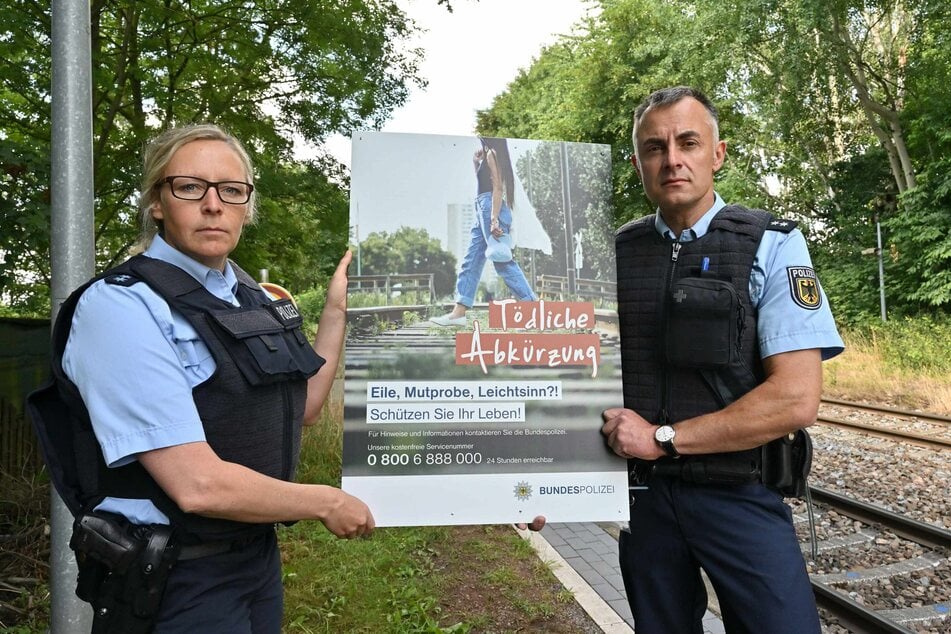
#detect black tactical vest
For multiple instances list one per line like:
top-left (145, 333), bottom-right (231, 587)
top-left (29, 255), bottom-right (324, 544)
top-left (615, 205), bottom-right (788, 473)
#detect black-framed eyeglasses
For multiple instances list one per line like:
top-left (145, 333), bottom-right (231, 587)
top-left (158, 176), bottom-right (254, 204)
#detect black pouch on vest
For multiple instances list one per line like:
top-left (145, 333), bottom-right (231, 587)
top-left (209, 300), bottom-right (323, 386)
top-left (665, 277), bottom-right (741, 369)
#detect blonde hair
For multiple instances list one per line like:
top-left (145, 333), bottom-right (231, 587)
top-left (131, 124), bottom-right (256, 254)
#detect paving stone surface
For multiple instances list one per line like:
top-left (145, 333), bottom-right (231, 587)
top-left (541, 522), bottom-right (725, 633)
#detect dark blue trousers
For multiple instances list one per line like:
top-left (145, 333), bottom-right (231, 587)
top-left (619, 477), bottom-right (820, 634)
top-left (154, 529), bottom-right (283, 633)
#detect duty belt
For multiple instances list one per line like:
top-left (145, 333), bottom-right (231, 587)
top-left (630, 455), bottom-right (761, 487)
top-left (178, 527), bottom-right (272, 561)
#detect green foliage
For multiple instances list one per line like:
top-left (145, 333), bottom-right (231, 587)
top-left (886, 159), bottom-right (951, 308)
top-left (809, 148), bottom-right (896, 323)
top-left (232, 156), bottom-right (351, 294)
top-left (848, 314), bottom-right (951, 374)
top-left (282, 412), bottom-right (557, 634)
top-left (295, 284), bottom-right (328, 335)
top-left (358, 226), bottom-right (457, 298)
top-left (476, 0), bottom-right (951, 321)
top-left (0, 0), bottom-right (424, 312)
top-left (281, 519), bottom-right (453, 632)
top-left (515, 142), bottom-right (615, 282)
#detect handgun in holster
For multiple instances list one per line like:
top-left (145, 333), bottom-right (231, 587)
top-left (70, 510), bottom-right (181, 633)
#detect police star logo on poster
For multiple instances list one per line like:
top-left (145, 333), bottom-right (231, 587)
top-left (513, 481), bottom-right (533, 501)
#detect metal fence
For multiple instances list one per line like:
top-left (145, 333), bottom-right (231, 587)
top-left (536, 275), bottom-right (618, 303)
top-left (348, 274), bottom-right (436, 305)
top-left (0, 318), bottom-right (50, 474)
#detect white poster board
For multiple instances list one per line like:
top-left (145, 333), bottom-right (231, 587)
top-left (343, 131), bottom-right (627, 526)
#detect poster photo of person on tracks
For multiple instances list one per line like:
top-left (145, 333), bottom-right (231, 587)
top-left (343, 131), bottom-right (627, 526)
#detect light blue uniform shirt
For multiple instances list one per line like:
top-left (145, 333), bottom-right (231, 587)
top-left (62, 235), bottom-right (245, 524)
top-left (654, 193), bottom-right (844, 360)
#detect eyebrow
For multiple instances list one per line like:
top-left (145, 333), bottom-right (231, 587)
top-left (639, 129), bottom-right (703, 146)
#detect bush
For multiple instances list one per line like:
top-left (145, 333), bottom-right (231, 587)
top-left (849, 314), bottom-right (951, 374)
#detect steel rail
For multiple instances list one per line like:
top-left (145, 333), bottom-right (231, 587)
top-left (816, 414), bottom-right (951, 450)
top-left (821, 397), bottom-right (951, 424)
top-left (811, 582), bottom-right (917, 634)
top-left (808, 486), bottom-right (950, 633)
top-left (809, 486), bottom-right (951, 551)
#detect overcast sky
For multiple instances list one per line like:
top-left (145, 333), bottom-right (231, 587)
top-left (319, 0), bottom-right (595, 166)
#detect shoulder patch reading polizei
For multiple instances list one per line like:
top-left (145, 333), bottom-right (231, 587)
top-left (786, 267), bottom-right (821, 310)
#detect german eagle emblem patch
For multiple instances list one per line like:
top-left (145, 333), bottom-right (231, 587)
top-left (786, 267), bottom-right (822, 310)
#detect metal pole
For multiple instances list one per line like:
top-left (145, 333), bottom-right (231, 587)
top-left (875, 215), bottom-right (887, 322)
top-left (354, 203), bottom-right (362, 276)
top-left (560, 143), bottom-right (576, 294)
top-left (525, 152), bottom-right (536, 291)
top-left (50, 0), bottom-right (95, 630)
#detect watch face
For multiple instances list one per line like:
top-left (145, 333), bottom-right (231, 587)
top-left (655, 425), bottom-right (675, 443)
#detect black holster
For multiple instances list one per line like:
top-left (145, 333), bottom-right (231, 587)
top-left (761, 429), bottom-right (812, 497)
top-left (70, 511), bottom-right (181, 634)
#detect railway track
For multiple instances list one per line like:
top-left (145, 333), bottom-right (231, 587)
top-left (804, 486), bottom-right (950, 633)
top-left (803, 400), bottom-right (950, 631)
top-left (821, 398), bottom-right (951, 424)
top-left (817, 398), bottom-right (951, 450)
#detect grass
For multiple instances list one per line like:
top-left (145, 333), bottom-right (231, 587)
top-left (0, 380), bottom-right (588, 633)
top-left (823, 317), bottom-right (951, 415)
top-left (0, 468), bottom-right (51, 631)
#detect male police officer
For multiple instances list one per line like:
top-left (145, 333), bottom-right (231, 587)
top-left (602, 86), bottom-right (843, 633)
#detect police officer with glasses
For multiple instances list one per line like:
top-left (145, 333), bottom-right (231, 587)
top-left (31, 123), bottom-right (373, 633)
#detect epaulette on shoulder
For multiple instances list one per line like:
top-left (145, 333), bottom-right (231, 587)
top-left (766, 217), bottom-right (798, 233)
top-left (104, 272), bottom-right (140, 287)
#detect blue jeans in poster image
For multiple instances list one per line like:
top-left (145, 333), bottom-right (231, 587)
top-left (455, 192), bottom-right (537, 307)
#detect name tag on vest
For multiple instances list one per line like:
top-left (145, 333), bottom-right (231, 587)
top-left (267, 299), bottom-right (302, 327)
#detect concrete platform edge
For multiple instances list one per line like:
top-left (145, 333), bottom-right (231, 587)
top-left (516, 526), bottom-right (635, 633)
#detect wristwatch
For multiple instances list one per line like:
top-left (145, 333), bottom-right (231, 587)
top-left (654, 425), bottom-right (679, 458)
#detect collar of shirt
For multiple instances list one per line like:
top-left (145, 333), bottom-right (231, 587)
top-left (144, 235), bottom-right (240, 305)
top-left (654, 192), bottom-right (726, 242)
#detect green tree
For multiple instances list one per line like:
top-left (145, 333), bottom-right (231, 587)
top-left (477, 0), bottom-right (767, 226)
top-left (516, 142), bottom-right (614, 282)
top-left (886, 159), bottom-right (951, 309)
top-left (476, 0), bottom-right (951, 318)
top-left (1, 0), bottom-right (425, 311)
top-left (358, 226), bottom-right (457, 298)
top-left (809, 149), bottom-right (897, 322)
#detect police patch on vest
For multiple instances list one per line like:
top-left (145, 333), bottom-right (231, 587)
top-left (267, 298), bottom-right (302, 327)
top-left (786, 267), bottom-right (821, 310)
